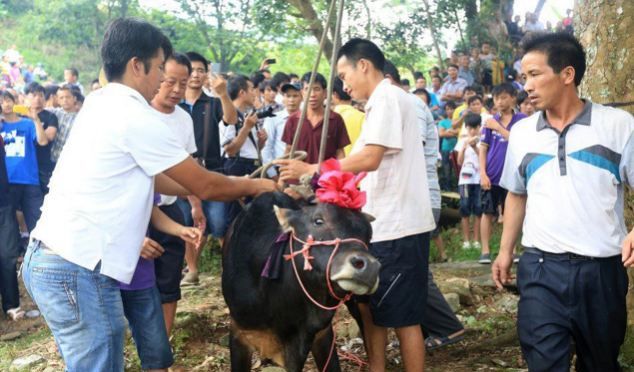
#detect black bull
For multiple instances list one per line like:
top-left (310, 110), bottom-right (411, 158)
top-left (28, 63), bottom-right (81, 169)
top-left (222, 192), bottom-right (380, 371)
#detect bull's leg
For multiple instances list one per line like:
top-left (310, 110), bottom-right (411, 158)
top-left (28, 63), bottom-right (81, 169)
top-left (229, 330), bottom-right (253, 372)
top-left (312, 326), bottom-right (341, 372)
top-left (283, 335), bottom-right (313, 372)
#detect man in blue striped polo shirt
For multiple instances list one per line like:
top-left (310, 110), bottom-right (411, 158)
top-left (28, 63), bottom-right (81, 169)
top-left (492, 32), bottom-right (634, 371)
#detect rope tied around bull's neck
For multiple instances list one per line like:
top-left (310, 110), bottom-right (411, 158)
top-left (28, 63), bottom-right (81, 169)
top-left (284, 232), bottom-right (368, 310)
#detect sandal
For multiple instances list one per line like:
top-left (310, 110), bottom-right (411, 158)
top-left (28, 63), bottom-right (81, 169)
top-left (425, 331), bottom-right (465, 351)
top-left (7, 307), bottom-right (25, 321)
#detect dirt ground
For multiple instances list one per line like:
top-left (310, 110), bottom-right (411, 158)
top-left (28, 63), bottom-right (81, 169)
top-left (0, 260), bottom-right (529, 371)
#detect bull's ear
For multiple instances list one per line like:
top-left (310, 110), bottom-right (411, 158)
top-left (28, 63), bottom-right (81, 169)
top-left (271, 191), bottom-right (301, 210)
top-left (274, 206), bottom-right (294, 232)
top-left (362, 212), bottom-right (375, 223)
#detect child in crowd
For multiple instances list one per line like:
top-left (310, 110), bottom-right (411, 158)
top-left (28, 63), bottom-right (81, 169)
top-left (0, 135), bottom-right (23, 320)
top-left (517, 90), bottom-right (536, 116)
top-left (455, 114), bottom-right (483, 250)
top-left (437, 100), bottom-right (458, 190)
top-left (454, 95), bottom-right (491, 139)
top-left (478, 83), bottom-right (527, 264)
top-left (119, 195), bottom-right (201, 371)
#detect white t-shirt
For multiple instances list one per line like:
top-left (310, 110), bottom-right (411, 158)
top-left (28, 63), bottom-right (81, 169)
top-left (157, 106), bottom-right (197, 206)
top-left (219, 115), bottom-right (259, 160)
top-left (32, 83), bottom-right (189, 284)
top-left (351, 79), bottom-right (436, 243)
top-left (454, 138), bottom-right (481, 185)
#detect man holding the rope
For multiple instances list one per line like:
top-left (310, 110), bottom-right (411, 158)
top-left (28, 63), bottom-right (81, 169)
top-left (277, 38), bottom-right (435, 372)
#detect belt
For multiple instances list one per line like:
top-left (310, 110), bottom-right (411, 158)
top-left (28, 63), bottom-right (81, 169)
top-left (523, 247), bottom-right (614, 261)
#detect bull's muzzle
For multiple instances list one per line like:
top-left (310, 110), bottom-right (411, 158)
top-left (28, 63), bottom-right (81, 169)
top-left (330, 253), bottom-right (381, 295)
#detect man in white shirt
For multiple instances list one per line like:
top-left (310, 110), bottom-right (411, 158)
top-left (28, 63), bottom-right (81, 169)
top-left (277, 38), bottom-right (435, 372)
top-left (262, 82), bottom-right (302, 178)
top-left (220, 75), bottom-right (267, 224)
top-left (22, 18), bottom-right (275, 371)
top-left (149, 52), bottom-right (199, 338)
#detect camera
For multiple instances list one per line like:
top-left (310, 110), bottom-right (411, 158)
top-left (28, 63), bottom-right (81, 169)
top-left (256, 105), bottom-right (277, 119)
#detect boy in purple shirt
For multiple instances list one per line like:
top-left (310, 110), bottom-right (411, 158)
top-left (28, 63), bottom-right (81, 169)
top-left (478, 83), bottom-right (527, 264)
top-left (120, 194), bottom-right (201, 371)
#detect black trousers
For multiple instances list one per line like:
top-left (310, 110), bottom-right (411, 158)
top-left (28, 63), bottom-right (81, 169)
top-left (517, 248), bottom-right (628, 372)
top-left (421, 270), bottom-right (464, 338)
top-left (0, 205), bottom-right (21, 312)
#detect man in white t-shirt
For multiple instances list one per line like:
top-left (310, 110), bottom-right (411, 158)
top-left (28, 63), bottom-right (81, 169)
top-left (21, 18), bottom-right (276, 371)
top-left (149, 52), bottom-right (199, 338)
top-left (277, 38), bottom-right (435, 372)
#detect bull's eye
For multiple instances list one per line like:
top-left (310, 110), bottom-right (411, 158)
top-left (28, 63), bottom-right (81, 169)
top-left (314, 217), bottom-right (325, 225)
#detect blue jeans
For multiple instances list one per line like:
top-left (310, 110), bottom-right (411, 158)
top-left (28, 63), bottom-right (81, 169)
top-left (175, 198), bottom-right (227, 238)
top-left (9, 184), bottom-right (43, 232)
top-left (121, 287), bottom-right (173, 370)
top-left (22, 241), bottom-right (127, 372)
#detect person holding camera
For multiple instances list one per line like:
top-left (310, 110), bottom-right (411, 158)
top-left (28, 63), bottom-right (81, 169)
top-left (280, 72), bottom-right (349, 174)
top-left (220, 75), bottom-right (268, 224)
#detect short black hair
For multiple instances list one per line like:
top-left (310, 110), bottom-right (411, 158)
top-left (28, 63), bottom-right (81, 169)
top-left (517, 90), bottom-right (530, 105)
top-left (464, 113), bottom-right (482, 128)
top-left (337, 38), bottom-right (385, 71)
top-left (521, 32), bottom-right (586, 86)
top-left (448, 64), bottom-right (459, 70)
top-left (484, 97), bottom-right (495, 111)
top-left (383, 60), bottom-right (401, 83)
top-left (413, 88), bottom-right (431, 104)
top-left (227, 75), bottom-right (250, 100)
top-left (101, 18), bottom-right (173, 81)
top-left (288, 73), bottom-right (299, 80)
top-left (250, 71), bottom-right (266, 89)
top-left (464, 84), bottom-right (483, 96)
top-left (492, 82), bottom-right (518, 97)
top-left (431, 75), bottom-right (442, 82)
top-left (467, 95), bottom-right (483, 105)
top-left (400, 78), bottom-right (410, 86)
top-left (301, 72), bottom-right (327, 89)
top-left (333, 77), bottom-right (351, 101)
top-left (44, 85), bottom-right (59, 100)
top-left (416, 75), bottom-right (427, 82)
top-left (445, 100), bottom-right (457, 110)
top-left (413, 71), bottom-right (423, 80)
top-left (1, 91), bottom-right (15, 102)
top-left (271, 72), bottom-right (290, 89)
top-left (25, 82), bottom-right (46, 96)
top-left (167, 52), bottom-right (192, 75)
top-left (72, 89), bottom-right (84, 103)
top-left (258, 79), bottom-right (275, 92)
top-left (185, 51), bottom-right (208, 72)
top-left (65, 67), bottom-right (79, 78)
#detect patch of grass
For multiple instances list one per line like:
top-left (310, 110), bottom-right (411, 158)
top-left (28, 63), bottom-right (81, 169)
top-left (198, 237), bottom-right (223, 275)
top-left (430, 221), bottom-right (503, 262)
top-left (0, 328), bottom-right (52, 370)
top-left (619, 326), bottom-right (634, 370)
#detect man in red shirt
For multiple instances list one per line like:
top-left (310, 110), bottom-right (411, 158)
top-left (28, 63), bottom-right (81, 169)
top-left (281, 72), bottom-right (350, 167)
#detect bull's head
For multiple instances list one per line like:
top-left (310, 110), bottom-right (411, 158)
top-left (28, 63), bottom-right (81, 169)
top-left (273, 192), bottom-right (380, 297)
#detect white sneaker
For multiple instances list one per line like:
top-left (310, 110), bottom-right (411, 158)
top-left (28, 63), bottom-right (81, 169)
top-left (471, 241), bottom-right (481, 249)
top-left (7, 307), bottom-right (25, 321)
top-left (462, 241), bottom-right (471, 250)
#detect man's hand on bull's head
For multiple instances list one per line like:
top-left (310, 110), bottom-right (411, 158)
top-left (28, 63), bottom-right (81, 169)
top-left (274, 159), bottom-right (318, 182)
top-left (247, 178), bottom-right (279, 197)
top-left (273, 198), bottom-right (381, 296)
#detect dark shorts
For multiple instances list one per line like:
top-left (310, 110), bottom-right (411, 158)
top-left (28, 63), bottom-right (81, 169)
top-left (359, 233), bottom-right (430, 328)
top-left (459, 184), bottom-right (483, 217)
top-left (480, 185), bottom-right (507, 216)
top-left (121, 286), bottom-right (174, 370)
top-left (149, 203), bottom-right (186, 304)
top-left (517, 248), bottom-right (628, 371)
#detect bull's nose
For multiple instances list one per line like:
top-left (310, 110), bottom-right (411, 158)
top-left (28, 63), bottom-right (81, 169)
top-left (349, 255), bottom-right (368, 271)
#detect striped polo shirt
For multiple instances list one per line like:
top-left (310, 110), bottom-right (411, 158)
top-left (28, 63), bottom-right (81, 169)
top-left (500, 100), bottom-right (634, 257)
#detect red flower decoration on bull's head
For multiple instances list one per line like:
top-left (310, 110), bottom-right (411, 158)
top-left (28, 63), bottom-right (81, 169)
top-left (315, 159), bottom-right (367, 210)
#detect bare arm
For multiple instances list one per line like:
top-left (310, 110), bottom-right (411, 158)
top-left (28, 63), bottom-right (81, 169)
top-left (219, 93), bottom-right (237, 125)
top-left (150, 206), bottom-right (184, 237)
top-left (163, 156), bottom-right (276, 201)
top-left (44, 126), bottom-right (57, 142)
top-left (155, 173), bottom-right (191, 196)
top-left (335, 148), bottom-right (345, 159)
top-left (32, 115), bottom-right (48, 146)
top-left (479, 143), bottom-right (491, 189)
top-left (492, 193), bottom-right (527, 288)
top-left (456, 143), bottom-right (466, 166)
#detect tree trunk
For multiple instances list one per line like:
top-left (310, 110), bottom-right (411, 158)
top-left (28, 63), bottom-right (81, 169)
top-left (533, 0), bottom-right (546, 18)
top-left (575, 0), bottom-right (634, 350)
top-left (421, 0), bottom-right (444, 69)
top-left (285, 0), bottom-right (334, 62)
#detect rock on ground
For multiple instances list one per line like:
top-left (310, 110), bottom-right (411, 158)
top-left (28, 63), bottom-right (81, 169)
top-left (443, 293), bottom-right (461, 312)
top-left (11, 354), bottom-right (45, 370)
